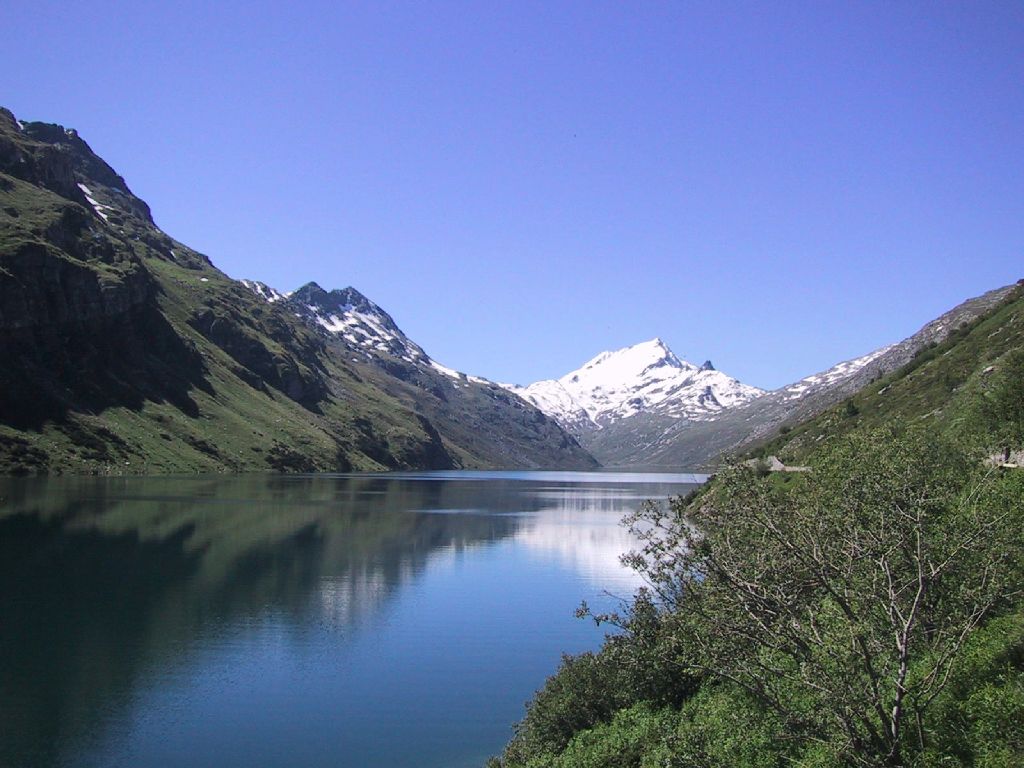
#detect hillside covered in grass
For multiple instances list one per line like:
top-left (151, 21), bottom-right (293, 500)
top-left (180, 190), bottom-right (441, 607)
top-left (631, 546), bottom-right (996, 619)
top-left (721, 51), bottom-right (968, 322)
top-left (0, 108), bottom-right (596, 475)
top-left (754, 282), bottom-right (1024, 465)
top-left (491, 284), bottom-right (1024, 768)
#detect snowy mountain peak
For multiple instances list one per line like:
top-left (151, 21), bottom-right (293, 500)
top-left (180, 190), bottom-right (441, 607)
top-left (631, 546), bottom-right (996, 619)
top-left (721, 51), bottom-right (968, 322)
top-left (285, 282), bottom-right (427, 363)
top-left (505, 339), bottom-right (765, 435)
top-left (565, 338), bottom-right (693, 389)
top-left (239, 279), bottom-right (286, 303)
top-left (291, 283), bottom-right (385, 320)
top-left (240, 278), bottom-right (477, 380)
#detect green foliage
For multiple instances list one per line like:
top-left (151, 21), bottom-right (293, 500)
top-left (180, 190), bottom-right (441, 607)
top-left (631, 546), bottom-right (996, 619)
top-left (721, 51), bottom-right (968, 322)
top-left (502, 592), bottom-right (699, 765)
top-left (979, 348), bottom-right (1024, 451)
top-left (495, 427), bottom-right (1024, 768)
top-left (632, 430), bottom-right (1019, 765)
top-left (757, 285), bottom-right (1024, 463)
top-left (920, 610), bottom-right (1024, 767)
top-left (503, 650), bottom-right (626, 763)
top-left (541, 703), bottom-right (675, 768)
top-left (668, 685), bottom-right (792, 768)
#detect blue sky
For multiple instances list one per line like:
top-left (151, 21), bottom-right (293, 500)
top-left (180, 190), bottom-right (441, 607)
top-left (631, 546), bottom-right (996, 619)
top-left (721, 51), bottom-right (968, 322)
top-left (5, 1), bottom-right (1023, 388)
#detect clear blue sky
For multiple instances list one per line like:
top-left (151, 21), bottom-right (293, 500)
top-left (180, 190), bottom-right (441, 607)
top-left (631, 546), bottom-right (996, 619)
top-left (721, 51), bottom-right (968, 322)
top-left (5, 1), bottom-right (1023, 388)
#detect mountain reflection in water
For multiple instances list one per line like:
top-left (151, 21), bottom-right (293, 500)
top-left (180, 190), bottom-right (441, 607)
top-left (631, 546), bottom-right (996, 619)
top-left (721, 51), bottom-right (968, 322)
top-left (0, 470), bottom-right (703, 768)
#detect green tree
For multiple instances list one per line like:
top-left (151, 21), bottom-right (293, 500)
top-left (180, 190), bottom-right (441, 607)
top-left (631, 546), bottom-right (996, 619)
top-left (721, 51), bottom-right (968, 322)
top-left (621, 429), bottom-right (1019, 767)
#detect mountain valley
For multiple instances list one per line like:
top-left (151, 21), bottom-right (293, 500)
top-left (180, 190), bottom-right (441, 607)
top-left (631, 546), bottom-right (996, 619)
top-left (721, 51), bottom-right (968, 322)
top-left (1, 105), bottom-right (1019, 477)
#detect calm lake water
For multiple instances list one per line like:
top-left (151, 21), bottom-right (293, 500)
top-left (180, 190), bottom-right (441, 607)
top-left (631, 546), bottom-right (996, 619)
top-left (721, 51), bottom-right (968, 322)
top-left (0, 470), bottom-right (704, 768)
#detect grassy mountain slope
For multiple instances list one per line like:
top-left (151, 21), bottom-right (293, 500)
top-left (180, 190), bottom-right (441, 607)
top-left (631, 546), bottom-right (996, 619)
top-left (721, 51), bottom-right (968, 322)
top-left (755, 281), bottom-right (1024, 463)
top-left (266, 281), bottom-right (597, 471)
top-left (0, 108), bottom-right (594, 475)
top-left (352, 357), bottom-right (594, 469)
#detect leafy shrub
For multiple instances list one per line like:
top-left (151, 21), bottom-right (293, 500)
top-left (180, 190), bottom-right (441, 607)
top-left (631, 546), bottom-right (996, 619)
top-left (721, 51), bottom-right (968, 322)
top-left (919, 610), bottom-right (1024, 766)
top-left (668, 685), bottom-right (794, 768)
top-left (544, 703), bottom-right (675, 768)
top-left (499, 592), bottom-right (698, 766)
top-left (495, 425), bottom-right (1024, 768)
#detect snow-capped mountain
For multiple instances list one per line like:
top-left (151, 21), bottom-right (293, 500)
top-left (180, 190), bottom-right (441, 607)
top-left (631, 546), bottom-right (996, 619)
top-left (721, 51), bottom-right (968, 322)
top-left (288, 282), bottom-right (431, 363)
top-left (603, 283), bottom-right (1018, 469)
top-left (503, 336), bottom-right (916, 469)
top-left (505, 339), bottom-right (765, 436)
top-left (275, 281), bottom-right (493, 384)
top-left (240, 278), bottom-right (599, 470)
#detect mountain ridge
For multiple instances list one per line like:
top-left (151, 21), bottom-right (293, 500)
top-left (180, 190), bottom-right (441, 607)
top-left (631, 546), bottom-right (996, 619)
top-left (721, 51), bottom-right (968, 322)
top-left (0, 107), bottom-right (596, 474)
top-left (239, 277), bottom-right (599, 471)
top-left (3, 107), bottom-right (1015, 476)
top-left (621, 283), bottom-right (1021, 469)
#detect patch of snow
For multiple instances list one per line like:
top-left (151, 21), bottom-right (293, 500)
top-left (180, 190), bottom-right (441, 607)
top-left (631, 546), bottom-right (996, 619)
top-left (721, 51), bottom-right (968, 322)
top-left (779, 345), bottom-right (894, 402)
top-left (240, 280), bottom-right (286, 303)
top-left (506, 380), bottom-right (589, 426)
top-left (312, 304), bottom-right (418, 363)
top-left (289, 285), bottom-right (508, 392)
top-left (298, 290), bottom-right (438, 368)
top-left (200, 277), bottom-right (209, 282)
top-left (76, 182), bottom-right (112, 222)
top-left (430, 360), bottom-right (462, 379)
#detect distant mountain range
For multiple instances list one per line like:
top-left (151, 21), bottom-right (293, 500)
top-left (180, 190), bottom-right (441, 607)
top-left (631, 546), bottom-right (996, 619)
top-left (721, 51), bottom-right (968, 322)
top-left (0, 105), bottom-right (1016, 475)
top-left (505, 285), bottom-right (1016, 468)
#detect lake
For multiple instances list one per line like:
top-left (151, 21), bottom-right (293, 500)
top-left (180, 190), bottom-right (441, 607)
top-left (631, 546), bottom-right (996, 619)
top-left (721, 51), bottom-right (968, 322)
top-left (0, 470), bottom-right (704, 768)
